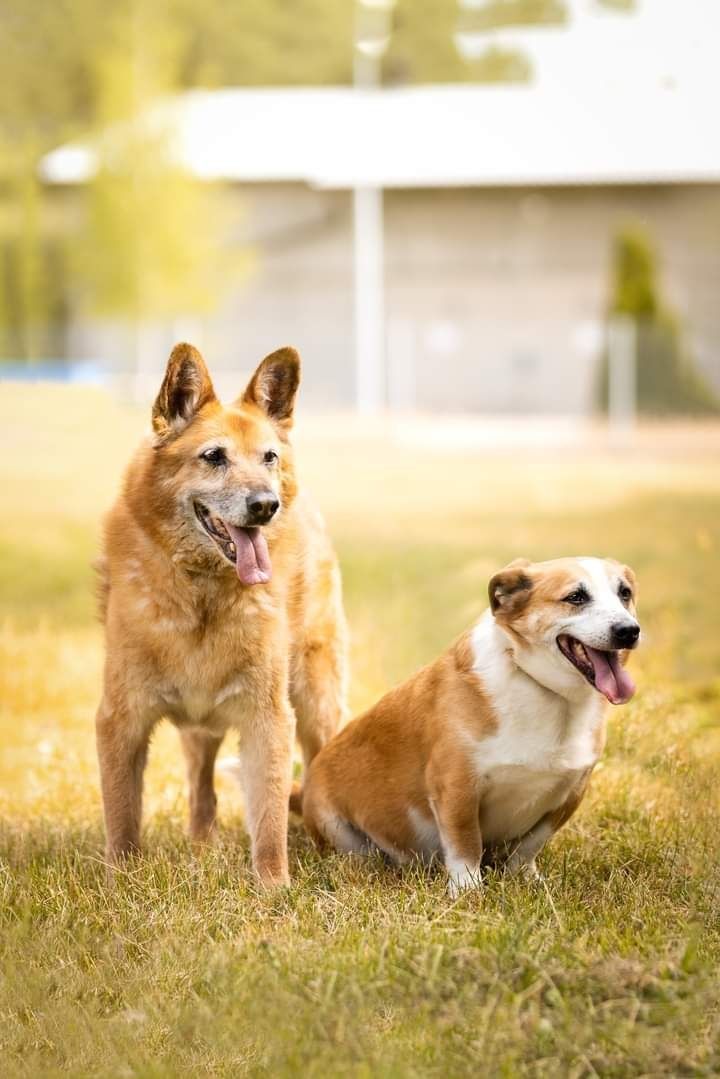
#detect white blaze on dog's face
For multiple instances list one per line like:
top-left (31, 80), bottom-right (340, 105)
top-left (489, 557), bottom-right (640, 705)
top-left (149, 343), bottom-right (300, 585)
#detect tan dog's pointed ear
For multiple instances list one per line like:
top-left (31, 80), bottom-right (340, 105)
top-left (489, 559), bottom-right (533, 617)
top-left (152, 343), bottom-right (216, 441)
top-left (241, 347), bottom-right (300, 429)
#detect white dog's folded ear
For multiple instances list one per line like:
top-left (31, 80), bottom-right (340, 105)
top-left (489, 559), bottom-right (533, 617)
top-left (152, 343), bottom-right (216, 441)
top-left (240, 347), bottom-right (301, 429)
top-left (622, 563), bottom-right (637, 595)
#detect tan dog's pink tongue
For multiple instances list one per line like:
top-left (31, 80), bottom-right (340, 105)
top-left (225, 524), bottom-right (271, 586)
top-left (585, 646), bottom-right (635, 705)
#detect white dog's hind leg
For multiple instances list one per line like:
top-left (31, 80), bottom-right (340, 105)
top-left (324, 814), bottom-right (375, 856)
top-left (504, 818), bottom-right (554, 879)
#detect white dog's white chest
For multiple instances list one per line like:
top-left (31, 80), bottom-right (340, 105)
top-left (470, 702), bottom-right (600, 843)
top-left (478, 764), bottom-right (586, 843)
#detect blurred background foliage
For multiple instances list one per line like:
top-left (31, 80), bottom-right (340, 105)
top-left (70, 5), bottom-right (243, 326)
top-left (0, 0), bottom-right (713, 417)
top-left (597, 226), bottom-right (720, 416)
top-left (0, 0), bottom-right (568, 361)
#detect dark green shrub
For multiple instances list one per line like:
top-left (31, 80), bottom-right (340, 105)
top-left (597, 226), bottom-right (719, 416)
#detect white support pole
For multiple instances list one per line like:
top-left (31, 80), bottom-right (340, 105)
top-left (607, 315), bottom-right (637, 438)
top-left (353, 184), bottom-right (385, 415)
top-left (353, 0), bottom-right (394, 415)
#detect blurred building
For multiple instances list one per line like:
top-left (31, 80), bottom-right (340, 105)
top-left (43, 85), bottom-right (720, 413)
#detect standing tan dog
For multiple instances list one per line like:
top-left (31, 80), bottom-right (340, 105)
top-left (302, 557), bottom-right (639, 894)
top-left (96, 343), bottom-right (347, 886)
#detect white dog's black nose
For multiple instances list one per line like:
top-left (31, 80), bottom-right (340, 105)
top-left (246, 490), bottom-right (279, 525)
top-left (612, 622), bottom-right (640, 649)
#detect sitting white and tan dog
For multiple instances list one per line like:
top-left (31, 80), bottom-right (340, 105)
top-left (302, 556), bottom-right (640, 894)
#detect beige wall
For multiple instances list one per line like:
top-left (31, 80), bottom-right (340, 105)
top-left (73, 182), bottom-right (720, 413)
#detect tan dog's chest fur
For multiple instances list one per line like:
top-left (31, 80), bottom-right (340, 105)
top-left (96, 344), bottom-right (348, 887)
top-left (105, 500), bottom-right (323, 733)
top-left (303, 557), bottom-right (639, 893)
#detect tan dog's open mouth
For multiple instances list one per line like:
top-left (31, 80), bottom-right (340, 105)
top-left (194, 502), bottom-right (271, 586)
top-left (557, 634), bottom-right (635, 705)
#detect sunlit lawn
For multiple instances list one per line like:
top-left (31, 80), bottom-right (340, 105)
top-left (1, 384), bottom-right (719, 1076)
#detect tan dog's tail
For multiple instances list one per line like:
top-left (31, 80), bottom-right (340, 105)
top-left (93, 555), bottom-right (110, 624)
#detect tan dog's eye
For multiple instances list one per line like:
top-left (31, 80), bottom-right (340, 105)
top-left (200, 446), bottom-right (227, 467)
top-left (263, 449), bottom-right (279, 466)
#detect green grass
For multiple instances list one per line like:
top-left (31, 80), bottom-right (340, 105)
top-left (1, 385), bottom-right (719, 1076)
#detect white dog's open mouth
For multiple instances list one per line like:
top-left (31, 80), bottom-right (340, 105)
top-left (557, 634), bottom-right (635, 705)
top-left (194, 502), bottom-right (271, 586)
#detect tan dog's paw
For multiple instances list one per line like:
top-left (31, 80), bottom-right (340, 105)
top-left (254, 861), bottom-right (291, 890)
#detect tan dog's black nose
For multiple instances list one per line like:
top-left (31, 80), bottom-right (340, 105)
top-left (247, 490), bottom-right (279, 525)
top-left (612, 622), bottom-right (640, 649)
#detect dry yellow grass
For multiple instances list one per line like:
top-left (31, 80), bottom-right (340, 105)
top-left (1, 383), bottom-right (719, 1076)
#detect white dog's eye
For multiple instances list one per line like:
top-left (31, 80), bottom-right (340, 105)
top-left (564, 586), bottom-right (590, 606)
top-left (263, 449), bottom-right (279, 466)
top-left (619, 583), bottom-right (633, 602)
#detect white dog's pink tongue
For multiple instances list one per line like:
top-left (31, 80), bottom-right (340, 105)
top-left (225, 524), bottom-right (272, 586)
top-left (585, 646), bottom-right (635, 705)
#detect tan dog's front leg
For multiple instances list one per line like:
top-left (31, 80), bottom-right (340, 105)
top-left (96, 700), bottom-right (153, 864)
top-left (428, 757), bottom-right (484, 897)
top-left (239, 700), bottom-right (295, 888)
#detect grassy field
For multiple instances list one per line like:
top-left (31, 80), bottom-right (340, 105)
top-left (1, 383), bottom-right (719, 1077)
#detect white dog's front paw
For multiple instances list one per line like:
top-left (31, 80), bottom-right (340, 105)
top-left (446, 865), bottom-right (483, 898)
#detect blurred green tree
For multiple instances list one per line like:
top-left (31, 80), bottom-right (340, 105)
top-left (383, 0), bottom-right (548, 85)
top-left (0, 0), bottom-right (242, 362)
top-left (461, 0), bottom-right (566, 31)
top-left (597, 226), bottom-right (719, 416)
top-left (72, 4), bottom-right (244, 335)
top-left (171, 0), bottom-right (557, 88)
top-left (0, 0), bottom-right (101, 358)
top-left (171, 0), bottom-right (355, 87)
top-left (0, 0), bottom-right (637, 363)
top-left (598, 0), bottom-right (636, 11)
